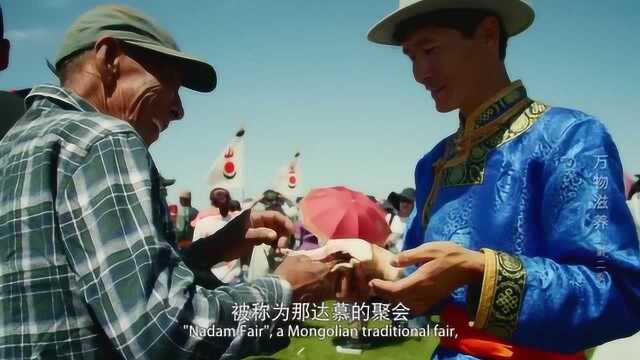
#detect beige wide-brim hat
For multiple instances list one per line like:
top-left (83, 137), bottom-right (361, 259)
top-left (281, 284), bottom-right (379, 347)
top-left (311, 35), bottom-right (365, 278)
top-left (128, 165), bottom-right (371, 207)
top-left (368, 0), bottom-right (535, 45)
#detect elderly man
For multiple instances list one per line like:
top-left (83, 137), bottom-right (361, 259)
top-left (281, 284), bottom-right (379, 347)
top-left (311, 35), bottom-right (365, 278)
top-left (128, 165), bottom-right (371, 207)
top-left (0, 5), bottom-right (337, 359)
top-left (366, 0), bottom-right (640, 359)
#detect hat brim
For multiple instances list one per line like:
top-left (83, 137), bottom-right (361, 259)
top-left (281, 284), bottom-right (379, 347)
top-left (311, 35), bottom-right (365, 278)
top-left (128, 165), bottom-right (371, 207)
top-left (381, 200), bottom-right (395, 211)
top-left (387, 192), bottom-right (413, 211)
top-left (124, 40), bottom-right (217, 93)
top-left (367, 0), bottom-right (534, 45)
top-left (161, 178), bottom-right (176, 187)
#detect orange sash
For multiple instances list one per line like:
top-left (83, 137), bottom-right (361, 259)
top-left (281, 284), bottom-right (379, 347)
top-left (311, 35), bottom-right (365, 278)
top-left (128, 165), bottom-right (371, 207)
top-left (439, 305), bottom-right (585, 360)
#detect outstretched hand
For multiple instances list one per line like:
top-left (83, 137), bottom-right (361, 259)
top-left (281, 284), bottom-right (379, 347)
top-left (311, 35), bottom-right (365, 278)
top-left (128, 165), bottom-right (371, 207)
top-left (183, 210), bottom-right (294, 269)
top-left (369, 241), bottom-right (485, 315)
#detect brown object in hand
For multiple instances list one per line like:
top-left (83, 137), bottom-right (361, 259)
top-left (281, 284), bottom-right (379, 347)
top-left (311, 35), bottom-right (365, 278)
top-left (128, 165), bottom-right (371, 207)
top-left (285, 238), bottom-right (402, 281)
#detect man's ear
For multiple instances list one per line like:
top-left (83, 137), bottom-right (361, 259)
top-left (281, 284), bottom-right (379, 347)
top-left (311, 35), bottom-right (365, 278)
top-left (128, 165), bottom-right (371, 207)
top-left (94, 36), bottom-right (121, 93)
top-left (0, 38), bottom-right (10, 71)
top-left (478, 16), bottom-right (501, 49)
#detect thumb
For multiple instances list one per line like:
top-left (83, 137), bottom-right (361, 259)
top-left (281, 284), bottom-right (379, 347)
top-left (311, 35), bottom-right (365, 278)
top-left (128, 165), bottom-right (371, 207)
top-left (246, 227), bottom-right (277, 245)
top-left (393, 247), bottom-right (434, 267)
top-left (368, 278), bottom-right (398, 299)
top-left (277, 236), bottom-right (289, 248)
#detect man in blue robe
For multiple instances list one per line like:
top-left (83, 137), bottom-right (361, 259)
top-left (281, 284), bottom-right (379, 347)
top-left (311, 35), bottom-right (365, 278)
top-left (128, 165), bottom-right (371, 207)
top-left (366, 1), bottom-right (640, 359)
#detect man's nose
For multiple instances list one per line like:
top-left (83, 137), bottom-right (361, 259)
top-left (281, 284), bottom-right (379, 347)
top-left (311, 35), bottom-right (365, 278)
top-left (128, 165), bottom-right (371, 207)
top-left (170, 94), bottom-right (184, 120)
top-left (413, 58), bottom-right (432, 86)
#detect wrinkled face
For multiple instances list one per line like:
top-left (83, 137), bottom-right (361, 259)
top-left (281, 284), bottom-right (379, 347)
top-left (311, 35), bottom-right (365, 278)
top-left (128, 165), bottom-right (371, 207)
top-left (212, 189), bottom-right (230, 209)
top-left (114, 45), bottom-right (184, 146)
top-left (398, 200), bottom-right (414, 217)
top-left (402, 25), bottom-right (482, 113)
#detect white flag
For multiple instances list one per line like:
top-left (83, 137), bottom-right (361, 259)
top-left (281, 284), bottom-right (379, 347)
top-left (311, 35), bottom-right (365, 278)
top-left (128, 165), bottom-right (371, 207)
top-left (207, 128), bottom-right (245, 192)
top-left (273, 152), bottom-right (302, 201)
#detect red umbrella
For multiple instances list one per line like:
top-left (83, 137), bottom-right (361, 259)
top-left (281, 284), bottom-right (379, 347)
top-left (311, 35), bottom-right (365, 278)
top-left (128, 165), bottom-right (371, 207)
top-left (300, 186), bottom-right (390, 246)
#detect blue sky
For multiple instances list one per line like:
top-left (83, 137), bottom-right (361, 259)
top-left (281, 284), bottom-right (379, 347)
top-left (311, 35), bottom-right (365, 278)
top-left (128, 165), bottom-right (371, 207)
top-left (2, 0), bottom-right (639, 208)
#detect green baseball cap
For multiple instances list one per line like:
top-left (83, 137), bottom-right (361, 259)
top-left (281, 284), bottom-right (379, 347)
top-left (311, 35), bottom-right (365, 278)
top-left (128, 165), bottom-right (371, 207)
top-left (53, 5), bottom-right (216, 92)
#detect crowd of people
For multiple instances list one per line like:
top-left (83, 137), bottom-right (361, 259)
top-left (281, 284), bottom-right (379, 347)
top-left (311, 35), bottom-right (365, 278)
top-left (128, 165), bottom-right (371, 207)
top-left (1, 1), bottom-right (640, 360)
top-left (165, 185), bottom-right (418, 288)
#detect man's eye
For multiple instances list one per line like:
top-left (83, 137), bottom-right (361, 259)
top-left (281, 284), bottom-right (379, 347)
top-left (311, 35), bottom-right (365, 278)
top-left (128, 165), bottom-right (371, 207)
top-left (424, 47), bottom-right (437, 55)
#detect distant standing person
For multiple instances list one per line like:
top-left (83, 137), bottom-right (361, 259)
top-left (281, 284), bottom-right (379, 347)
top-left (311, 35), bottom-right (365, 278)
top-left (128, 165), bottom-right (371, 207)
top-left (175, 190), bottom-right (198, 248)
top-left (385, 187), bottom-right (415, 253)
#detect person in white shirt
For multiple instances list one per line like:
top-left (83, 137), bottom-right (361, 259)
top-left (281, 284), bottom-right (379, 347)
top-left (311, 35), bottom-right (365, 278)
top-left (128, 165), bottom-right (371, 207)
top-left (192, 188), bottom-right (242, 283)
top-left (385, 187), bottom-right (416, 254)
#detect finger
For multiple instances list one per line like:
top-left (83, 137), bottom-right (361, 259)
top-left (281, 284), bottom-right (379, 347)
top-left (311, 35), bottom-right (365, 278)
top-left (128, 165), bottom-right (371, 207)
top-left (354, 265), bottom-right (372, 301)
top-left (368, 271), bottom-right (423, 299)
top-left (297, 255), bottom-right (332, 273)
top-left (392, 242), bottom-right (450, 267)
top-left (319, 270), bottom-right (340, 301)
top-left (286, 246), bottom-right (331, 261)
top-left (306, 263), bottom-right (333, 289)
top-left (245, 227), bottom-right (277, 245)
top-left (322, 259), bottom-right (339, 270)
top-left (267, 212), bottom-right (294, 238)
top-left (315, 259), bottom-right (334, 274)
top-left (248, 210), bottom-right (267, 228)
top-left (335, 271), bottom-right (351, 301)
top-left (249, 210), bottom-right (279, 229)
top-left (354, 263), bottom-right (368, 284)
top-left (291, 254), bottom-right (311, 261)
top-left (368, 279), bottom-right (396, 300)
top-left (276, 236), bottom-right (289, 249)
top-left (340, 266), bottom-right (370, 302)
top-left (255, 211), bottom-right (284, 234)
top-left (251, 211), bottom-right (294, 238)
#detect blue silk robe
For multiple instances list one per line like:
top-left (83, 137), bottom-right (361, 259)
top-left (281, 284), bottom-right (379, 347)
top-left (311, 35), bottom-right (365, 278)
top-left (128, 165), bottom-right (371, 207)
top-left (403, 81), bottom-right (640, 359)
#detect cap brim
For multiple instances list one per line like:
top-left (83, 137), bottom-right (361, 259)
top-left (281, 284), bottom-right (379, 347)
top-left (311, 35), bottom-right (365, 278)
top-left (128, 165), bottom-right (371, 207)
top-left (381, 200), bottom-right (395, 211)
top-left (161, 178), bottom-right (176, 186)
top-left (387, 192), bottom-right (402, 210)
top-left (387, 191), bottom-right (415, 210)
top-left (124, 40), bottom-right (217, 93)
top-left (367, 0), bottom-right (535, 45)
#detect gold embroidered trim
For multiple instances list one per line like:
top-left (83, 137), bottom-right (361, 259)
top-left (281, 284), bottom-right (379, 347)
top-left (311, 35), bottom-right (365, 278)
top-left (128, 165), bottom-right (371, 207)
top-left (443, 101), bottom-right (549, 187)
top-left (462, 80), bottom-right (525, 133)
top-left (482, 251), bottom-right (527, 339)
top-left (448, 97), bottom-right (531, 167)
top-left (421, 101), bottom-right (548, 226)
top-left (470, 248), bottom-right (498, 329)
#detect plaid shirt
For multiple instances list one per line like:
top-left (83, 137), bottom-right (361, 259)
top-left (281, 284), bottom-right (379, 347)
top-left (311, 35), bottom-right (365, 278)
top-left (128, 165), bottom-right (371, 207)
top-left (0, 85), bottom-right (291, 359)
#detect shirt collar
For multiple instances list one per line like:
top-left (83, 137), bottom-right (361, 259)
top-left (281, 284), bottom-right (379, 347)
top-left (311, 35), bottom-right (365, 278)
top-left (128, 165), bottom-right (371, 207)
top-left (458, 80), bottom-right (528, 137)
top-left (25, 84), bottom-right (99, 113)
